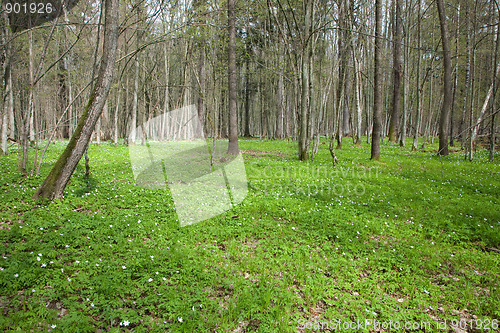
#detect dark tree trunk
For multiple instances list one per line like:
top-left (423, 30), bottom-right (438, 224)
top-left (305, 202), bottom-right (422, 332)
top-left (371, 0), bottom-right (383, 160)
top-left (298, 0), bottom-right (313, 160)
top-left (34, 0), bottom-right (119, 200)
top-left (57, 52), bottom-right (69, 139)
top-left (388, 0), bottom-right (402, 143)
top-left (244, 50), bottom-right (251, 137)
top-left (450, 4), bottom-right (460, 147)
top-left (227, 0), bottom-right (239, 154)
top-left (197, 48), bottom-right (205, 132)
top-left (436, 0), bottom-right (452, 156)
top-left (490, 7), bottom-right (500, 161)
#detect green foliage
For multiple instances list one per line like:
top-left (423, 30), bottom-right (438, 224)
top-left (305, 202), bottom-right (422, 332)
top-left (0, 139), bottom-right (498, 331)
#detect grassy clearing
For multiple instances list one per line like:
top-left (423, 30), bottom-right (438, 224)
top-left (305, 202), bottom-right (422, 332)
top-left (0, 138), bottom-right (499, 332)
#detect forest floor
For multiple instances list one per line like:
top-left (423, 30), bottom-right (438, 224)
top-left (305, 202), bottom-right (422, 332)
top-left (0, 138), bottom-right (499, 332)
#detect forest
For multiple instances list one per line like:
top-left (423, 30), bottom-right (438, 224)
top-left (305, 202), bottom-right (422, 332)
top-left (0, 0), bottom-right (499, 331)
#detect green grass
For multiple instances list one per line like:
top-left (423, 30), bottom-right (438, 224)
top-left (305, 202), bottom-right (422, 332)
top-left (0, 138), bottom-right (499, 332)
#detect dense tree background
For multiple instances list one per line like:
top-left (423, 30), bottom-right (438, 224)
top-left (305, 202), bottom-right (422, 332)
top-left (1, 0), bottom-right (499, 169)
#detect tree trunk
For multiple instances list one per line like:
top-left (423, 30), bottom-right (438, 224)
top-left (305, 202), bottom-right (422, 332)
top-left (28, 30), bottom-right (36, 143)
top-left (371, 0), bottom-right (383, 160)
top-left (113, 84), bottom-right (120, 145)
top-left (276, 45), bottom-right (285, 139)
top-left (197, 47), bottom-right (205, 132)
top-left (388, 0), bottom-right (402, 143)
top-left (460, 9), bottom-right (471, 146)
top-left (471, 61), bottom-right (500, 143)
top-left (353, 54), bottom-right (363, 146)
top-left (227, 0), bottom-right (239, 154)
top-left (34, 0), bottom-right (119, 200)
top-left (129, 35), bottom-right (140, 145)
top-left (436, 0), bottom-right (452, 156)
top-left (298, 0), bottom-right (313, 160)
top-left (490, 8), bottom-right (500, 161)
top-left (243, 52), bottom-right (251, 137)
top-left (412, 0), bottom-right (422, 151)
top-left (449, 4), bottom-right (460, 147)
top-left (1, 6), bottom-right (12, 155)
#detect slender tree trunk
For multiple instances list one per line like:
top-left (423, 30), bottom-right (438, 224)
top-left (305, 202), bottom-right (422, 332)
top-left (298, 0), bottom-right (313, 160)
top-left (28, 30), bottom-right (35, 143)
top-left (227, 0), bottom-right (239, 154)
top-left (450, 4), bottom-right (460, 147)
top-left (412, 0), bottom-right (422, 152)
top-left (399, 4), bottom-right (410, 147)
top-left (468, 6), bottom-right (477, 161)
top-left (1, 6), bottom-right (12, 155)
top-left (35, 0), bottom-right (119, 200)
top-left (353, 54), bottom-right (363, 146)
top-left (389, 0), bottom-right (402, 143)
top-left (436, 0), bottom-right (452, 156)
top-left (276, 45), bottom-right (285, 139)
top-left (244, 53), bottom-right (251, 137)
top-left (460, 10), bottom-right (471, 146)
top-left (490, 8), bottom-right (500, 161)
top-left (129, 33), bottom-right (140, 145)
top-left (471, 61), bottom-right (500, 143)
top-left (198, 47), bottom-right (205, 132)
top-left (371, 0), bottom-right (383, 160)
top-left (114, 84), bottom-right (120, 145)
top-left (162, 40), bottom-right (170, 140)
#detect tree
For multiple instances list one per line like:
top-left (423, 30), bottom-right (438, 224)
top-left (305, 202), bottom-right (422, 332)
top-left (436, 0), bottom-right (451, 156)
top-left (35, 0), bottom-right (119, 199)
top-left (227, 0), bottom-right (239, 154)
top-left (298, 0), bottom-right (314, 161)
top-left (1, 5), bottom-right (13, 155)
top-left (371, 0), bottom-right (383, 160)
top-left (388, 0), bottom-right (402, 143)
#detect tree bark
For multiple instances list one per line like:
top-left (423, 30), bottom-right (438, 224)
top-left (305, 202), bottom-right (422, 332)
top-left (243, 51), bottom-right (251, 137)
top-left (490, 7), bottom-right (500, 161)
top-left (449, 4), bottom-right (460, 147)
top-left (388, 0), bottom-right (402, 143)
top-left (412, 0), bottom-right (422, 151)
top-left (35, 0), bottom-right (119, 200)
top-left (298, 0), bottom-right (313, 160)
top-left (129, 24), bottom-right (140, 145)
top-left (371, 0), bottom-right (383, 160)
top-left (227, 0), bottom-right (239, 154)
top-left (471, 61), bottom-right (500, 144)
top-left (436, 0), bottom-right (452, 156)
top-left (1, 6), bottom-right (13, 155)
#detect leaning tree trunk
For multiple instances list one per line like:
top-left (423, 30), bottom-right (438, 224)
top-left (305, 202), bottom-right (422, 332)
top-left (35, 0), bottom-right (119, 200)
top-left (371, 0), bottom-right (383, 160)
top-left (471, 61), bottom-right (500, 144)
top-left (436, 0), bottom-right (452, 156)
top-left (227, 0), bottom-right (239, 154)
